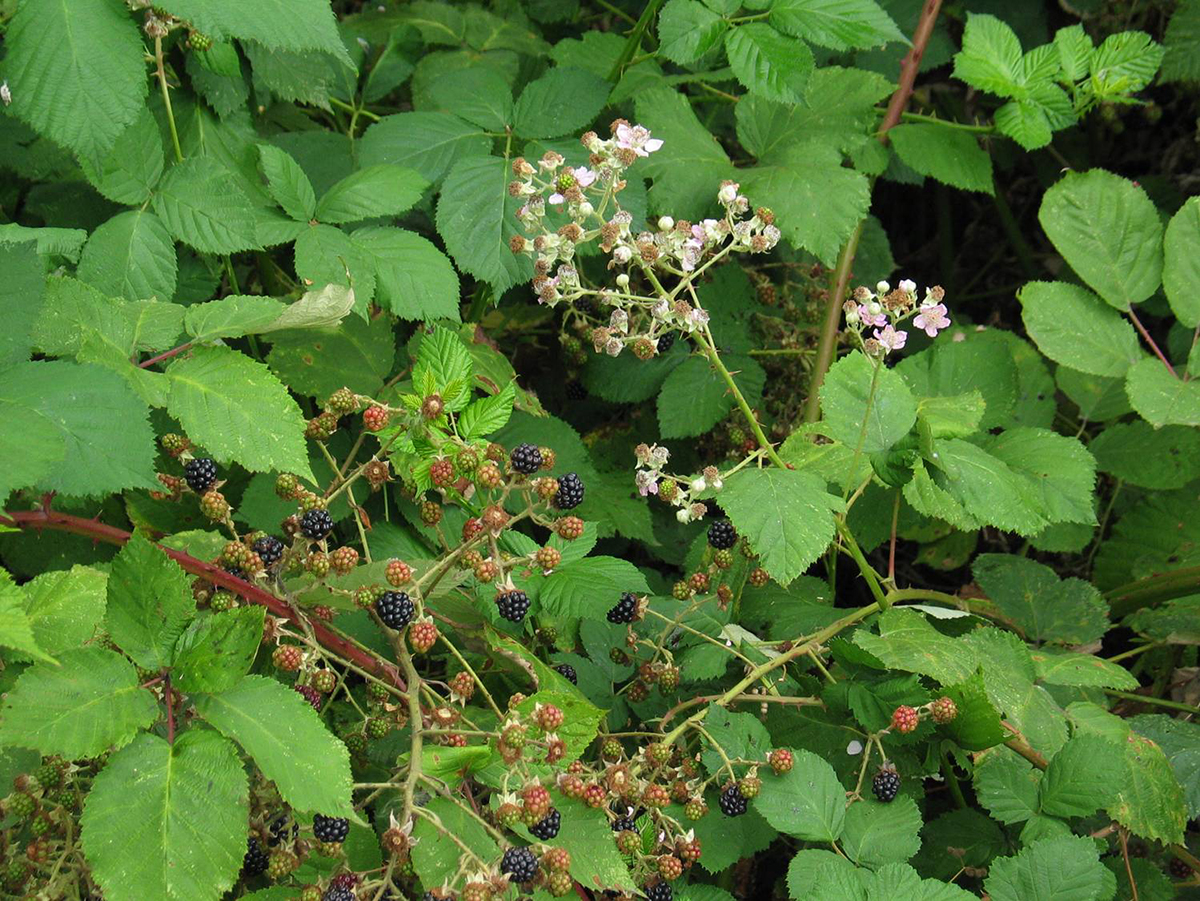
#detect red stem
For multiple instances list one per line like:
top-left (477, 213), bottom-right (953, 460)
top-left (1127, 308), bottom-right (1177, 377)
top-left (0, 508), bottom-right (405, 690)
top-left (139, 342), bottom-right (192, 369)
top-left (879, 0), bottom-right (945, 136)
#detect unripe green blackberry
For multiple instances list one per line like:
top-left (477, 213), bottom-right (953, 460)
top-left (477, 461), bottom-right (503, 488)
top-left (33, 764), bottom-right (62, 789)
top-left (307, 550), bottom-right (330, 578)
top-left (627, 680), bottom-right (649, 702)
top-left (931, 696), bottom-right (958, 724)
top-left (276, 473), bottom-right (300, 499)
top-left (312, 670), bottom-right (337, 693)
top-left (186, 30), bottom-right (212, 50)
top-left (456, 447), bottom-right (480, 473)
top-left (53, 788), bottom-right (77, 808)
top-left (610, 647), bottom-right (629, 665)
top-left (343, 733), bottom-right (367, 756)
top-left (420, 500), bottom-right (442, 525)
top-left (645, 743), bottom-right (671, 766)
top-left (5, 792), bottom-right (36, 819)
top-left (555, 515), bottom-right (584, 540)
top-left (738, 775), bottom-right (761, 799)
top-left (601, 738), bottom-right (622, 759)
top-left (616, 830), bottom-right (640, 854)
top-left (366, 681), bottom-right (390, 703)
top-left (658, 666), bottom-right (680, 693)
top-left (160, 432), bottom-right (188, 455)
top-left (30, 813), bottom-right (53, 837)
top-left (300, 886), bottom-right (321, 901)
top-left (672, 581), bottom-right (692, 601)
top-left (326, 387), bottom-right (357, 415)
top-left (713, 548), bottom-right (733, 569)
top-left (536, 625), bottom-right (558, 645)
top-left (199, 489), bottom-right (230, 520)
top-left (353, 586), bottom-right (375, 609)
top-left (684, 797), bottom-right (707, 820)
top-left (366, 717), bottom-right (391, 740)
top-left (267, 849), bottom-right (298, 880)
top-left (495, 801), bottom-right (521, 829)
top-left (546, 870), bottom-right (573, 896)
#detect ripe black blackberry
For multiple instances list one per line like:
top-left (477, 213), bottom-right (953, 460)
top-left (554, 663), bottom-right (577, 684)
top-left (300, 508), bottom-right (334, 540)
top-left (611, 816), bottom-right (637, 832)
top-left (872, 768), bottom-right (900, 803)
top-left (647, 882), bottom-right (673, 901)
top-left (495, 589), bottom-right (530, 623)
top-left (376, 591), bottom-right (414, 630)
top-left (607, 592), bottom-right (638, 624)
top-left (184, 457), bottom-right (218, 492)
top-left (500, 846), bottom-right (539, 883)
top-left (529, 808), bottom-right (561, 840)
top-left (707, 519), bottom-right (737, 550)
top-left (312, 814), bottom-right (349, 843)
top-left (242, 837), bottom-right (269, 876)
top-left (719, 784), bottom-right (748, 817)
top-left (510, 443), bottom-right (542, 474)
top-left (656, 331), bottom-right (676, 354)
top-left (554, 472), bottom-right (585, 510)
top-left (322, 887), bottom-right (354, 901)
top-left (254, 535), bottom-right (285, 566)
top-left (565, 380), bottom-right (587, 400)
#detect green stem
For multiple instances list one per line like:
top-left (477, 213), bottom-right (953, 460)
top-left (155, 36), bottom-right (184, 164)
top-left (697, 323), bottom-right (785, 468)
top-left (940, 748), bottom-right (967, 808)
top-left (1106, 565), bottom-right (1200, 617)
top-left (804, 220), bottom-right (863, 423)
top-left (837, 520), bottom-right (888, 607)
top-left (1104, 689), bottom-right (1200, 716)
top-left (991, 175), bottom-right (1039, 279)
top-left (396, 642), bottom-right (424, 829)
top-left (893, 110), bottom-right (996, 133)
top-left (608, 0), bottom-right (666, 81)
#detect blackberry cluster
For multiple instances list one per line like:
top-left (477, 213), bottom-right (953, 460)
top-left (719, 784), bottom-right (748, 817)
top-left (510, 443), bottom-right (543, 474)
top-left (530, 808), bottom-right (561, 840)
top-left (253, 535), bottom-right (285, 566)
top-left (554, 472), bottom-right (585, 510)
top-left (312, 814), bottom-right (349, 843)
top-left (554, 663), bottom-right (577, 684)
top-left (495, 590), bottom-right (530, 623)
top-left (184, 457), bottom-right (218, 493)
top-left (606, 592), bottom-right (638, 624)
top-left (243, 837), bottom-right (269, 876)
top-left (267, 815), bottom-right (296, 846)
top-left (656, 331), bottom-right (677, 353)
top-left (300, 508), bottom-right (334, 540)
top-left (647, 883), bottom-right (673, 901)
top-left (872, 769), bottom-right (900, 803)
top-left (500, 846), bottom-right (539, 883)
top-left (611, 816), bottom-right (637, 832)
top-left (707, 519), bottom-right (737, 550)
top-left (376, 591), bottom-right (414, 630)
top-left (322, 888), bottom-right (354, 901)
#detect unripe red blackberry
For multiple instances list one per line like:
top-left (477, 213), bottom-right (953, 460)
top-left (521, 784), bottom-right (551, 819)
top-left (273, 644), bottom-right (302, 671)
top-left (931, 696), bottom-right (958, 724)
top-left (431, 459), bottom-right (455, 486)
top-left (688, 572), bottom-right (710, 593)
top-left (658, 855), bottom-right (683, 880)
top-left (495, 802), bottom-right (521, 829)
top-left (449, 671), bottom-right (475, 701)
top-left (294, 683), bottom-right (321, 710)
top-left (713, 548), bottom-right (733, 569)
top-left (583, 783), bottom-right (606, 807)
top-left (535, 704), bottom-right (564, 731)
top-left (555, 516), bottom-right (585, 540)
top-left (768, 748), bottom-right (793, 775)
top-left (408, 619), bottom-right (439, 653)
top-left (716, 583), bottom-right (733, 604)
top-left (199, 489), bottom-right (230, 520)
top-left (481, 504), bottom-right (509, 532)
top-left (559, 774), bottom-right (585, 799)
top-left (462, 550), bottom-right (484, 569)
top-left (330, 546), bottom-right (358, 575)
top-left (462, 517), bottom-right (484, 543)
top-left (385, 558), bottom-right (412, 586)
top-left (535, 477), bottom-right (560, 501)
top-left (312, 670), bottom-right (337, 694)
top-left (677, 836), bottom-right (701, 865)
top-left (477, 461), bottom-right (503, 488)
top-left (311, 604), bottom-right (335, 621)
top-left (627, 680), bottom-right (649, 702)
top-left (326, 386), bottom-right (357, 415)
top-left (363, 405), bottom-right (390, 431)
top-left (891, 705), bottom-right (919, 733)
top-left (748, 567), bottom-right (769, 587)
top-left (670, 779), bottom-right (690, 803)
top-left (642, 784), bottom-right (670, 807)
top-left (543, 846), bottom-right (571, 872)
top-left (535, 546), bottom-right (561, 570)
top-left (420, 500), bottom-right (442, 525)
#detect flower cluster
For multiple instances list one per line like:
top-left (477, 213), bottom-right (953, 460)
top-left (842, 280), bottom-right (949, 356)
top-left (634, 444), bottom-right (728, 524)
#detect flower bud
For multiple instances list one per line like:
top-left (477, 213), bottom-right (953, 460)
top-left (690, 477), bottom-right (706, 492)
top-left (616, 273), bottom-right (629, 288)
top-left (658, 216), bottom-right (675, 231)
top-left (875, 280), bottom-right (890, 295)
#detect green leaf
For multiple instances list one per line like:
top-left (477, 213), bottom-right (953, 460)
top-left (78, 210), bottom-right (178, 303)
top-left (820, 351), bottom-right (917, 455)
top-left (1038, 734), bottom-right (1124, 817)
top-left (544, 798), bottom-right (638, 892)
top-left (700, 706), bottom-right (772, 774)
top-left (1108, 732), bottom-right (1188, 844)
top-left (725, 24), bottom-right (814, 104)
top-left (79, 109), bottom-right (165, 205)
top-left (0, 361), bottom-right (159, 497)
top-left (184, 295), bottom-right (288, 343)
top-left (940, 673), bottom-right (1007, 751)
top-left (768, 0), bottom-right (904, 51)
top-left (257, 144), bottom-right (317, 222)
top-left (315, 165), bottom-right (428, 225)
top-left (984, 835), bottom-right (1113, 901)
top-left (166, 346), bottom-right (314, 480)
top-left (915, 392), bottom-right (985, 438)
top-left (975, 753), bottom-right (1041, 825)
top-left (411, 796), bottom-right (500, 886)
top-left (0, 646), bottom-right (157, 757)
top-left (965, 628), bottom-right (1067, 757)
top-left (887, 124), bottom-right (994, 194)
top-left (0, 402), bottom-right (64, 504)
top-left (0, 240), bottom-right (44, 368)
top-left (973, 554), bottom-right (1107, 645)
top-left (1090, 30), bottom-right (1163, 97)
top-left (993, 88), bottom-right (1073, 151)
top-left (1129, 714), bottom-right (1200, 818)
top-left (539, 557), bottom-right (651, 619)
top-left (0, 223), bottom-right (87, 262)
top-left (359, 112), bottom-right (491, 185)
top-left (753, 749), bottom-right (846, 841)
top-left (428, 67), bottom-right (513, 131)
top-left (1019, 281), bottom-right (1142, 377)
top-left (1125, 357), bottom-right (1200, 427)
top-left (867, 864), bottom-right (977, 900)
top-left (436, 156), bottom-right (534, 294)
top-left (293, 223), bottom-right (375, 314)
top-left (1038, 169), bottom-right (1163, 310)
top-left (0, 573), bottom-right (54, 664)
top-left (853, 608), bottom-right (979, 685)
top-left (20, 566), bottom-right (108, 659)
top-left (1163, 196), bottom-right (1200, 326)
top-left (512, 67), bottom-right (611, 140)
top-left (266, 283), bottom-right (356, 333)
top-left (80, 730), bottom-right (247, 901)
top-left (267, 314), bottom-right (395, 398)
top-left (194, 675), bottom-right (353, 816)
top-left (953, 14), bottom-right (1023, 96)
top-left (788, 850), bottom-right (862, 899)
top-left (459, 381), bottom-right (515, 439)
top-left (173, 607), bottom-right (265, 695)
top-left (105, 531), bottom-right (195, 671)
top-left (657, 354), bottom-right (766, 438)
top-left (1161, 0), bottom-right (1200, 83)
top-left (1090, 420), bottom-right (1200, 489)
top-left (153, 158), bottom-right (262, 255)
top-left (841, 797), bottom-right (922, 868)
top-left (156, 0), bottom-right (349, 62)
top-left (1031, 648), bottom-right (1136, 690)
top-left (657, 0), bottom-right (729, 64)
top-left (983, 427), bottom-right (1097, 527)
top-left (3, 0), bottom-right (147, 164)
top-left (353, 226), bottom-right (461, 322)
top-left (720, 468), bottom-right (842, 586)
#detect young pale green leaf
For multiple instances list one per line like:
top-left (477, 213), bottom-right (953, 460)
top-left (428, 67), bottom-right (514, 130)
top-left (539, 557), bottom-right (651, 619)
top-left (79, 109), bottom-right (165, 205)
top-left (156, 0), bottom-right (349, 63)
top-left (436, 156), bottom-right (534, 294)
top-left (1125, 357), bottom-right (1200, 427)
top-left (3, 0), bottom-right (147, 165)
top-left (315, 165), bottom-right (428, 224)
top-left (512, 67), bottom-right (611, 140)
top-left (78, 210), bottom-right (178, 303)
top-left (1038, 169), bottom-right (1163, 310)
top-left (657, 0), bottom-right (729, 64)
top-left (153, 158), bottom-right (262, 255)
top-left (887, 125), bottom-right (994, 194)
top-left (1090, 420), bottom-right (1200, 489)
top-left (720, 468), bottom-right (842, 586)
top-left (725, 23), bottom-right (814, 104)
top-left (1053, 24), bottom-right (1094, 81)
top-left (820, 351), bottom-right (917, 455)
top-left (753, 749), bottom-right (846, 841)
top-left (0, 361), bottom-right (159, 497)
top-left (840, 797), bottom-right (922, 869)
top-left (0, 574), bottom-right (54, 664)
top-left (768, 0), bottom-right (904, 50)
top-left (853, 608), bottom-right (979, 685)
top-left (359, 112), bottom-right (491, 184)
top-left (952, 14), bottom-right (1023, 96)
top-left (657, 354), bottom-right (766, 438)
top-left (1163, 196), bottom-right (1200, 327)
top-left (80, 730), bottom-right (247, 901)
top-left (173, 607), bottom-right (265, 694)
top-left (106, 531), bottom-right (196, 671)
top-left (414, 327), bottom-right (475, 412)
top-left (0, 647), bottom-right (157, 758)
top-left (973, 554), bottom-right (1107, 645)
top-left (1090, 30), bottom-right (1163, 97)
top-left (257, 144), bottom-right (318, 222)
top-left (165, 346), bottom-right (314, 480)
top-left (1019, 281), bottom-right (1142, 377)
top-left (184, 295), bottom-right (288, 343)
top-left (352, 226), bottom-right (461, 322)
top-left (193, 675), bottom-right (353, 815)
top-left (459, 381), bottom-right (516, 439)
